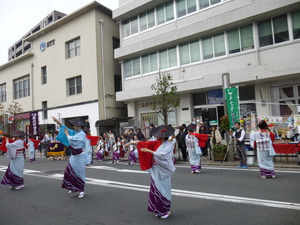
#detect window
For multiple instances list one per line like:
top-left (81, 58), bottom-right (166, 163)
top-left (179, 40), bottom-right (201, 65)
top-left (258, 15), bottom-right (289, 47)
top-left (113, 37), bottom-right (120, 49)
top-left (176, 0), bottom-right (197, 18)
top-left (130, 16), bottom-right (138, 35)
top-left (41, 66), bottom-right (47, 84)
top-left (203, 33), bottom-right (225, 60)
top-left (0, 83), bottom-right (6, 103)
top-left (124, 60), bottom-right (132, 78)
top-left (67, 37), bottom-right (80, 58)
top-left (159, 47), bottom-right (177, 70)
top-left (124, 58), bottom-right (141, 78)
top-left (42, 101), bottom-right (48, 120)
top-left (228, 24), bottom-right (254, 54)
top-left (199, 0), bottom-right (221, 9)
top-left (156, 1), bottom-right (174, 25)
top-left (14, 76), bottom-right (30, 99)
top-left (239, 85), bottom-right (255, 101)
top-left (67, 76), bottom-right (82, 96)
top-left (114, 75), bottom-right (122, 92)
top-left (292, 10), bottom-right (300, 39)
top-left (132, 57), bottom-right (141, 76)
top-left (279, 87), bottom-right (294, 98)
top-left (193, 92), bottom-right (207, 105)
top-left (122, 20), bottom-right (130, 38)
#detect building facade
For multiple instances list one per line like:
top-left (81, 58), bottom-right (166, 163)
top-left (0, 2), bottom-right (124, 135)
top-left (8, 10), bottom-right (66, 62)
top-left (113, 0), bottom-right (300, 131)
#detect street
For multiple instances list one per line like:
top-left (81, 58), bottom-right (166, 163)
top-left (0, 155), bottom-right (300, 225)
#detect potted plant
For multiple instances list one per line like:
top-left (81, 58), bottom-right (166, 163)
top-left (213, 144), bottom-right (227, 161)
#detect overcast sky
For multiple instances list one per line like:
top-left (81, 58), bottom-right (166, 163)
top-left (0, 0), bottom-right (119, 65)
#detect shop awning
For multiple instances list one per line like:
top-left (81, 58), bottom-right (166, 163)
top-left (95, 117), bottom-right (134, 127)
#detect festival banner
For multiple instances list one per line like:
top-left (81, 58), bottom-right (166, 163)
top-left (30, 111), bottom-right (39, 136)
top-left (225, 87), bottom-right (240, 128)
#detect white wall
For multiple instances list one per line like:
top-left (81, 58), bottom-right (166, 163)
top-left (40, 101), bottom-right (99, 135)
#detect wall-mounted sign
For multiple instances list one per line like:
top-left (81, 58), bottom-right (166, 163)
top-left (40, 42), bottom-right (46, 52)
top-left (40, 39), bottom-right (55, 52)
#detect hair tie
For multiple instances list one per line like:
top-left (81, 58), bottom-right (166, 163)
top-left (160, 129), bottom-right (167, 133)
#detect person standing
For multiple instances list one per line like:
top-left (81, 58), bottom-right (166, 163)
top-left (1, 130), bottom-right (27, 190)
top-left (42, 131), bottom-right (53, 156)
top-left (28, 134), bottom-right (41, 163)
top-left (181, 124), bottom-right (188, 161)
top-left (135, 125), bottom-right (176, 219)
top-left (250, 120), bottom-right (276, 179)
top-left (53, 117), bottom-right (87, 198)
top-left (232, 122), bottom-right (247, 168)
top-left (176, 126), bottom-right (183, 160)
top-left (186, 123), bottom-right (202, 174)
top-left (211, 126), bottom-right (222, 146)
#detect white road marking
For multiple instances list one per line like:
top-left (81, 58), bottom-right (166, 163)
top-left (175, 165), bottom-right (300, 173)
top-left (1, 164), bottom-right (300, 210)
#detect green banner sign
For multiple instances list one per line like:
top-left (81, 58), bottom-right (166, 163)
top-left (225, 87), bottom-right (240, 128)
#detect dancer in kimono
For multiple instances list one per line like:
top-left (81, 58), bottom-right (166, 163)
top-left (125, 135), bottom-right (139, 165)
top-left (118, 135), bottom-right (127, 161)
top-left (28, 134), bottom-right (41, 163)
top-left (112, 137), bottom-right (122, 164)
top-left (186, 123), bottom-right (202, 173)
top-left (1, 130), bottom-right (27, 190)
top-left (250, 120), bottom-right (276, 179)
top-left (95, 137), bottom-right (105, 161)
top-left (134, 125), bottom-right (176, 219)
top-left (53, 117), bottom-right (87, 198)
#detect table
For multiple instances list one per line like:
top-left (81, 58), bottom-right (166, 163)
top-left (273, 143), bottom-right (300, 164)
top-left (47, 142), bottom-right (66, 157)
top-left (273, 143), bottom-right (299, 154)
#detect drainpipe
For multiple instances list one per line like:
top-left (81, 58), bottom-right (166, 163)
top-left (99, 19), bottom-right (106, 119)
top-left (31, 63), bottom-right (34, 111)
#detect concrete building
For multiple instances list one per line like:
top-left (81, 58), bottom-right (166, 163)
top-left (0, 1), bottom-right (125, 135)
top-left (113, 0), bottom-right (300, 132)
top-left (8, 11), bottom-right (66, 62)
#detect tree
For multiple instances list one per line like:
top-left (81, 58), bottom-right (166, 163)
top-left (151, 73), bottom-right (180, 125)
top-left (0, 103), bottom-right (4, 130)
top-left (6, 101), bottom-right (23, 130)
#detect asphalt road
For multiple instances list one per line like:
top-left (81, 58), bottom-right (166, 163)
top-left (0, 156), bottom-right (299, 225)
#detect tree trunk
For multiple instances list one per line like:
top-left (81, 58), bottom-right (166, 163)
top-left (163, 113), bottom-right (168, 125)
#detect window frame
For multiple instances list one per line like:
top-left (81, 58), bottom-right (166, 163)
top-left (66, 37), bottom-right (81, 59)
top-left (67, 75), bottom-right (82, 96)
top-left (13, 76), bottom-right (30, 99)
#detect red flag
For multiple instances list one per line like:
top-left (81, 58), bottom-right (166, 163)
top-left (86, 135), bottom-right (100, 146)
top-left (29, 138), bottom-right (41, 149)
top-left (137, 141), bottom-right (161, 170)
top-left (0, 138), bottom-right (15, 153)
top-left (191, 133), bottom-right (209, 147)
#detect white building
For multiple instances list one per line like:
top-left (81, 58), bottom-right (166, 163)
top-left (113, 0), bottom-right (300, 131)
top-left (0, 2), bottom-right (125, 136)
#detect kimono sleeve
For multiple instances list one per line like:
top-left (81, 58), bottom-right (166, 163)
top-left (192, 133), bottom-right (208, 147)
top-left (137, 141), bottom-right (161, 171)
top-left (56, 125), bottom-right (76, 147)
top-left (86, 135), bottom-right (100, 146)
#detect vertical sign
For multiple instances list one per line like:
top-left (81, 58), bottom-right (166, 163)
top-left (225, 87), bottom-right (240, 128)
top-left (30, 111), bottom-right (39, 136)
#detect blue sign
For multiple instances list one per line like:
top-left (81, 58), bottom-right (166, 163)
top-left (208, 89), bottom-right (224, 104)
top-left (40, 42), bottom-right (46, 52)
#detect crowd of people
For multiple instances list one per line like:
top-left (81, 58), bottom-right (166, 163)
top-left (0, 118), bottom-right (278, 219)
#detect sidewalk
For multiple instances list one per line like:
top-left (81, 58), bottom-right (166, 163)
top-left (23, 151), bottom-right (300, 169)
top-left (174, 155), bottom-right (300, 169)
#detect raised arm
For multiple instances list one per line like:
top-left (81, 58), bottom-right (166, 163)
top-left (52, 117), bottom-right (62, 126)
